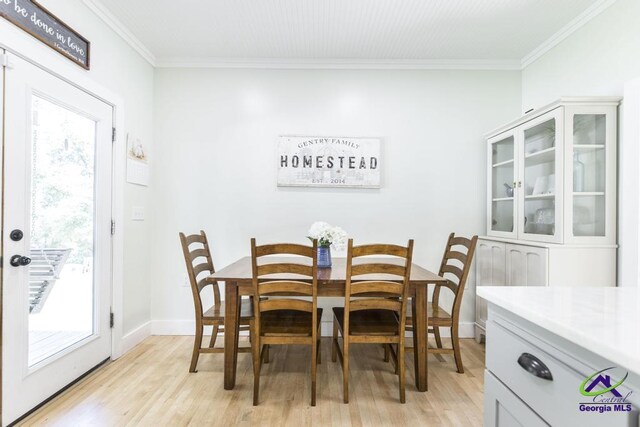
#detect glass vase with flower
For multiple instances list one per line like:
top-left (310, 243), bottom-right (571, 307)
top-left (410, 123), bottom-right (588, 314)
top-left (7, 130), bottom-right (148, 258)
top-left (307, 221), bottom-right (347, 268)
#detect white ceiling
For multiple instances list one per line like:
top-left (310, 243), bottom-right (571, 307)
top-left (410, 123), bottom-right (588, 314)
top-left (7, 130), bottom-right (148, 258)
top-left (85, 0), bottom-right (613, 68)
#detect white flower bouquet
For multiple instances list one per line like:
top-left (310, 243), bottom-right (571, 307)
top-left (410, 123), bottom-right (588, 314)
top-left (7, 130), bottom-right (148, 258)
top-left (307, 221), bottom-right (347, 249)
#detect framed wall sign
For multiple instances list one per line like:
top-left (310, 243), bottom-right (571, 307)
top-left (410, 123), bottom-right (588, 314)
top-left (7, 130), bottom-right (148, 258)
top-left (0, 0), bottom-right (90, 69)
top-left (277, 136), bottom-right (381, 188)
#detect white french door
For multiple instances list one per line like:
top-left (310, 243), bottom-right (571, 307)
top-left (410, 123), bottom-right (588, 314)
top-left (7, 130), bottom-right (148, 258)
top-left (2, 53), bottom-right (113, 426)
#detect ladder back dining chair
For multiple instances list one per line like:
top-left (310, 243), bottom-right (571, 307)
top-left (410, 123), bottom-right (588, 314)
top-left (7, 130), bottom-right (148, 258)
top-left (250, 239), bottom-right (322, 406)
top-left (179, 230), bottom-right (254, 373)
top-left (405, 232), bottom-right (478, 373)
top-left (332, 239), bottom-right (414, 403)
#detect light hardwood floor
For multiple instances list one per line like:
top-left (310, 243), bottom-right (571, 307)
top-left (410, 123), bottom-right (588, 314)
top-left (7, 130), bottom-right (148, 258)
top-left (18, 336), bottom-right (485, 426)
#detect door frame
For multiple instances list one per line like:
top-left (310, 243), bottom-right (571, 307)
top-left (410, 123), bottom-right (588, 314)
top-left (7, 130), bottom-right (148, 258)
top-left (0, 19), bottom-right (126, 377)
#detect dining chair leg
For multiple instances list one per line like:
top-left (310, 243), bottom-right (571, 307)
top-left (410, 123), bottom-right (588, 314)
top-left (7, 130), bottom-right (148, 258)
top-left (451, 325), bottom-right (464, 374)
top-left (189, 323), bottom-right (203, 373)
top-left (311, 339), bottom-right (318, 406)
top-left (208, 324), bottom-right (219, 348)
top-left (395, 344), bottom-right (400, 375)
top-left (342, 338), bottom-right (349, 404)
top-left (251, 323), bottom-right (261, 406)
top-left (433, 326), bottom-right (443, 349)
top-left (317, 336), bottom-right (322, 364)
top-left (263, 345), bottom-right (270, 364)
top-left (249, 319), bottom-right (255, 340)
top-left (331, 318), bottom-right (338, 363)
top-left (398, 338), bottom-right (406, 403)
top-left (384, 344), bottom-right (390, 363)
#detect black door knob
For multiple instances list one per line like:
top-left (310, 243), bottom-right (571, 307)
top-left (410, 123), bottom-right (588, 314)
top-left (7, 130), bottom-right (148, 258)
top-left (9, 255), bottom-right (32, 267)
top-left (10, 229), bottom-right (24, 241)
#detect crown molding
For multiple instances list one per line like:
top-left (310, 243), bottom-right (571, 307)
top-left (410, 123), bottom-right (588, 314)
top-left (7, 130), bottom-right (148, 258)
top-left (82, 0), bottom-right (156, 66)
top-left (83, 0), bottom-right (616, 72)
top-left (154, 57), bottom-right (521, 70)
top-left (521, 0), bottom-right (618, 68)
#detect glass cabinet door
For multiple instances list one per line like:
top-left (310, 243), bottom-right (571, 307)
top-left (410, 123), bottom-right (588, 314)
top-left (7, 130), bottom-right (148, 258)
top-left (488, 133), bottom-right (516, 237)
top-left (571, 113), bottom-right (607, 237)
top-left (520, 110), bottom-right (562, 242)
top-left (485, 100), bottom-right (618, 245)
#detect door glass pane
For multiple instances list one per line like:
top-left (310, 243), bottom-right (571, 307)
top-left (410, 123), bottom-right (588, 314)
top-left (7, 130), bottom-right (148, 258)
top-left (523, 119), bottom-right (556, 236)
top-left (573, 114), bottom-right (606, 236)
top-left (28, 95), bottom-right (96, 366)
top-left (491, 136), bottom-right (515, 233)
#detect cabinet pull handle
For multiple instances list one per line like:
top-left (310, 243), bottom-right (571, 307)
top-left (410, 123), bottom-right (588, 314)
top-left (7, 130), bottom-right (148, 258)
top-left (517, 353), bottom-right (553, 381)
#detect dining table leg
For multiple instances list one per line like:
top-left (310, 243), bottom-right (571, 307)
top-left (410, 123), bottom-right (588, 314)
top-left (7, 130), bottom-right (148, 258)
top-left (413, 285), bottom-right (428, 392)
top-left (224, 280), bottom-right (240, 390)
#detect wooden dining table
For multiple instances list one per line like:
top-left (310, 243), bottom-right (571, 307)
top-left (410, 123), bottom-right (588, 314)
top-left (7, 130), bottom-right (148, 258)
top-left (210, 256), bottom-right (447, 392)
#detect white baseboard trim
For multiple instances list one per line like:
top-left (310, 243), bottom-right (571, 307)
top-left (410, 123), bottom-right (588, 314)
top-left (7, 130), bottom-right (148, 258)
top-left (150, 320), bottom-right (475, 338)
top-left (150, 320), bottom-right (251, 336)
top-left (151, 319), bottom-right (195, 335)
top-left (320, 321), bottom-right (475, 338)
top-left (121, 321), bottom-right (151, 354)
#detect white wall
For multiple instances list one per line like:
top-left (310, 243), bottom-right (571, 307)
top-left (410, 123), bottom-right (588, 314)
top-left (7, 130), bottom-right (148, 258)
top-left (1, 0), bottom-right (155, 335)
top-left (521, 0), bottom-right (640, 287)
top-left (151, 68), bottom-right (521, 336)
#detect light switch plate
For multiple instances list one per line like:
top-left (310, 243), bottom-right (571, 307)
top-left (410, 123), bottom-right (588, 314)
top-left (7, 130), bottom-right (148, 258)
top-left (132, 206), bottom-right (145, 221)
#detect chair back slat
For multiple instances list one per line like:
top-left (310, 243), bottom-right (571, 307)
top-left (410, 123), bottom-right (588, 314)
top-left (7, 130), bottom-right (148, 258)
top-left (350, 281), bottom-right (404, 295)
top-left (352, 244), bottom-right (410, 258)
top-left (189, 248), bottom-right (209, 261)
top-left (193, 262), bottom-right (212, 278)
top-left (441, 264), bottom-right (464, 281)
top-left (257, 262), bottom-right (313, 277)
top-left (258, 281), bottom-right (313, 296)
top-left (196, 277), bottom-right (213, 293)
top-left (351, 263), bottom-right (407, 277)
top-left (260, 299), bottom-right (313, 313)
top-left (446, 250), bottom-right (467, 264)
top-left (442, 280), bottom-right (458, 294)
top-left (184, 233), bottom-right (206, 245)
top-left (179, 230), bottom-right (221, 317)
top-left (450, 236), bottom-right (472, 247)
top-left (256, 243), bottom-right (315, 257)
top-left (432, 233), bottom-right (478, 319)
top-left (349, 298), bottom-right (402, 312)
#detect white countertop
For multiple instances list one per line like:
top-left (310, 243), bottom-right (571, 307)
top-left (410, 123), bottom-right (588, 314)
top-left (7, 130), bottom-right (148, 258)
top-left (477, 286), bottom-right (640, 376)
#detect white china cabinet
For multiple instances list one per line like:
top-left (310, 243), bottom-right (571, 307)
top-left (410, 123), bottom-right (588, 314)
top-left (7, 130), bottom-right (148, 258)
top-left (476, 97), bottom-right (621, 342)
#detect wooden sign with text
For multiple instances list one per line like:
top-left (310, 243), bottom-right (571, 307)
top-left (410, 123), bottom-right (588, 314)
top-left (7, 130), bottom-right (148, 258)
top-left (0, 0), bottom-right (90, 69)
top-left (277, 136), bottom-right (381, 188)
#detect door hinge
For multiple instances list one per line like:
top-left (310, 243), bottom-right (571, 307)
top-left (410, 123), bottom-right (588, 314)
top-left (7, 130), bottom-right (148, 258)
top-left (110, 311), bottom-right (114, 328)
top-left (112, 127), bottom-right (116, 143)
top-left (0, 53), bottom-right (11, 68)
top-left (111, 220), bottom-right (116, 235)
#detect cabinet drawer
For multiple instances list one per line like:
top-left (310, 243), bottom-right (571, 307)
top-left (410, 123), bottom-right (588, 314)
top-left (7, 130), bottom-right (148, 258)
top-left (486, 320), bottom-right (637, 426)
top-left (484, 370), bottom-right (548, 426)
